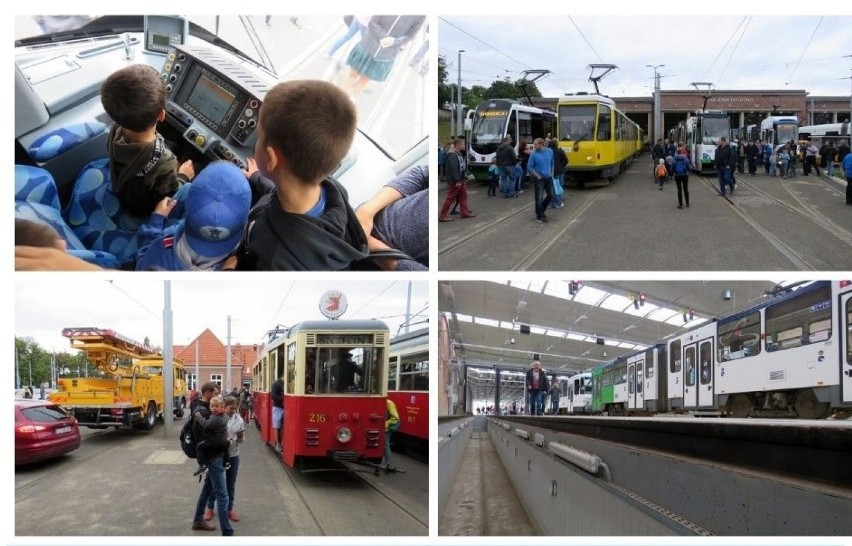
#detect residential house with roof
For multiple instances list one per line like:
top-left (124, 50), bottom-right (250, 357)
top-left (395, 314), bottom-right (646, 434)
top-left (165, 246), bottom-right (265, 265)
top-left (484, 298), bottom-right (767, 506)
top-left (174, 328), bottom-right (258, 393)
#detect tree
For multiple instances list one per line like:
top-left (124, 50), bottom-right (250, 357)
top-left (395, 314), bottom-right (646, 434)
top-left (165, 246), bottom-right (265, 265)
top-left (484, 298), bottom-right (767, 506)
top-left (483, 78), bottom-right (542, 104)
top-left (438, 55), bottom-right (452, 108)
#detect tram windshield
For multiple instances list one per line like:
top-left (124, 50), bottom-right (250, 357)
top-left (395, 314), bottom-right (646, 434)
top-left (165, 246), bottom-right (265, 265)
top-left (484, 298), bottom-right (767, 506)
top-left (775, 123), bottom-right (798, 146)
top-left (558, 104), bottom-right (596, 141)
top-left (312, 347), bottom-right (384, 395)
top-left (701, 116), bottom-right (731, 145)
top-left (471, 108), bottom-right (509, 154)
top-left (15, 14), bottom-right (428, 164)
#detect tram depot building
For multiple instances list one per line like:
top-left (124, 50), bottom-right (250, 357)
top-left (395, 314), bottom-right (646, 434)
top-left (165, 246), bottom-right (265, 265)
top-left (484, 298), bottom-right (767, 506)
top-left (532, 89), bottom-right (851, 143)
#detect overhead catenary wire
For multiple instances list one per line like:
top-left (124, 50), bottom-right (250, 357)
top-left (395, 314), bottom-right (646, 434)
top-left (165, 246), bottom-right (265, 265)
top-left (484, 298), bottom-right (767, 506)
top-left (701, 16), bottom-right (750, 81)
top-left (786, 16), bottom-right (824, 86)
top-left (105, 280), bottom-right (160, 321)
top-left (716, 16), bottom-right (751, 85)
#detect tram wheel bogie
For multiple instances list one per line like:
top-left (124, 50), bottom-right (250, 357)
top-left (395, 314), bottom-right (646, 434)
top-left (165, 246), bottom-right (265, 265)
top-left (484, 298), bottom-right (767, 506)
top-left (728, 394), bottom-right (753, 418)
top-left (794, 389), bottom-right (830, 419)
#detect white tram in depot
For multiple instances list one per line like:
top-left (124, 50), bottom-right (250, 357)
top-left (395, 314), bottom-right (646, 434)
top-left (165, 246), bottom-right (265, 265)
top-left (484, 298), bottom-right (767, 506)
top-left (590, 281), bottom-right (852, 419)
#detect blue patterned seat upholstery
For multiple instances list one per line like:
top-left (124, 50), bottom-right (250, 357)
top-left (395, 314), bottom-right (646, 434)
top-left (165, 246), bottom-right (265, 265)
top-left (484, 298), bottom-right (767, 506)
top-left (26, 121), bottom-right (107, 162)
top-left (63, 158), bottom-right (144, 267)
top-left (15, 164), bottom-right (119, 269)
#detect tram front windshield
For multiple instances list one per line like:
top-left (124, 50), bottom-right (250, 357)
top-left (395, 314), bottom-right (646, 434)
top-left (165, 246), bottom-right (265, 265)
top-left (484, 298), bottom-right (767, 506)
top-left (310, 347), bottom-right (384, 395)
top-left (701, 116), bottom-right (730, 145)
top-left (558, 105), bottom-right (596, 141)
top-left (471, 110), bottom-right (509, 154)
top-left (775, 123), bottom-right (798, 146)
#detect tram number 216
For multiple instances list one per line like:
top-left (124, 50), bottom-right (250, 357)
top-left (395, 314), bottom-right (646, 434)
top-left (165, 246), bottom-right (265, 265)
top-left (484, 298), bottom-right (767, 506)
top-left (308, 413), bottom-right (329, 423)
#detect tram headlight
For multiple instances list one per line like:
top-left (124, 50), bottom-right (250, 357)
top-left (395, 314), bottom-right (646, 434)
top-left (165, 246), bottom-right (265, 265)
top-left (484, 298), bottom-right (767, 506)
top-left (336, 426), bottom-right (353, 444)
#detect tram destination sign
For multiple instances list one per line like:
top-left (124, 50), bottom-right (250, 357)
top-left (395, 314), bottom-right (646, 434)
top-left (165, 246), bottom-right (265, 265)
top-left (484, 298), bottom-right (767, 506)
top-left (315, 334), bottom-right (373, 346)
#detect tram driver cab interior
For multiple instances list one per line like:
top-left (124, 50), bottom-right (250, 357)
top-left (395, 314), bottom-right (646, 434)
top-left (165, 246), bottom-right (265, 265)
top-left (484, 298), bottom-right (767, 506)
top-left (14, 15), bottom-right (427, 268)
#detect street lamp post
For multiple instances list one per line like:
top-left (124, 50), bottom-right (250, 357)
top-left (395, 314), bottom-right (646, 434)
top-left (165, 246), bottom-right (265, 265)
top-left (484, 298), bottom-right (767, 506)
top-left (647, 64), bottom-right (665, 143)
top-left (456, 50), bottom-right (465, 140)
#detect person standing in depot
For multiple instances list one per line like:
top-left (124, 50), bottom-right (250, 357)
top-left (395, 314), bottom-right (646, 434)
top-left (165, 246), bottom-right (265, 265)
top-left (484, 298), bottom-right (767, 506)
top-left (673, 145), bottom-right (690, 209)
top-left (383, 397), bottom-right (400, 471)
top-left (190, 381), bottom-right (233, 536)
top-left (204, 395), bottom-right (245, 524)
top-left (438, 137), bottom-right (475, 222)
top-left (549, 377), bottom-right (561, 415)
top-left (842, 149), bottom-right (852, 205)
top-left (270, 374), bottom-right (285, 454)
top-left (528, 138), bottom-right (554, 223)
top-left (714, 137), bottom-right (735, 196)
top-left (525, 361), bottom-right (549, 416)
top-left (496, 136), bottom-right (518, 198)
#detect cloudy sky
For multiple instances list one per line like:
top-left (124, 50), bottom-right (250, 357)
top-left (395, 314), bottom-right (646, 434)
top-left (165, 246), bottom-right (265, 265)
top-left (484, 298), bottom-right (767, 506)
top-left (15, 278), bottom-right (429, 354)
top-left (439, 15), bottom-right (852, 99)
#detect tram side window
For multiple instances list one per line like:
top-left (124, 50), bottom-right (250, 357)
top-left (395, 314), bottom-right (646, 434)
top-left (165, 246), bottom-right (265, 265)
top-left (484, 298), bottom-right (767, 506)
top-left (645, 349), bottom-right (654, 378)
top-left (400, 352), bottom-right (428, 391)
top-left (283, 346), bottom-right (294, 394)
top-left (628, 366), bottom-right (635, 394)
top-left (615, 362), bottom-right (627, 387)
top-left (636, 363), bottom-right (644, 394)
top-left (699, 341), bottom-right (712, 385)
top-left (718, 311), bottom-right (761, 361)
top-left (304, 348), bottom-right (317, 394)
top-left (765, 285), bottom-right (832, 352)
top-left (507, 114), bottom-right (517, 145)
top-left (684, 347), bottom-right (696, 387)
top-left (597, 105), bottom-right (611, 141)
top-left (847, 299), bottom-right (852, 366)
top-left (670, 340), bottom-right (682, 373)
top-left (518, 114), bottom-right (532, 144)
top-left (387, 357), bottom-right (398, 391)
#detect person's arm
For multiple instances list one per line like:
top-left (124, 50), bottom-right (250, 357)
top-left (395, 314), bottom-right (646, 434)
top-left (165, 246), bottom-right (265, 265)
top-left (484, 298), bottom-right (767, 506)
top-left (242, 157), bottom-right (276, 205)
top-left (15, 246), bottom-right (103, 271)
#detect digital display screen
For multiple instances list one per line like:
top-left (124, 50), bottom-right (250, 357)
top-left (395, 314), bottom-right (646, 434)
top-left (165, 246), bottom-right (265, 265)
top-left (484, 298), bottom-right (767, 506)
top-left (152, 33), bottom-right (170, 46)
top-left (185, 74), bottom-right (236, 127)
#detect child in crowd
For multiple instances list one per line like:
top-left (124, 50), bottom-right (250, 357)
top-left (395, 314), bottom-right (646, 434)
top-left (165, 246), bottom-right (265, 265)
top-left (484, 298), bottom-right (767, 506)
top-left (203, 396), bottom-right (245, 523)
top-left (487, 158), bottom-right (500, 197)
top-left (193, 395), bottom-right (231, 477)
top-left (100, 64), bottom-right (195, 217)
top-left (655, 159), bottom-right (668, 189)
top-left (136, 162), bottom-right (251, 270)
top-left (236, 80), bottom-right (369, 270)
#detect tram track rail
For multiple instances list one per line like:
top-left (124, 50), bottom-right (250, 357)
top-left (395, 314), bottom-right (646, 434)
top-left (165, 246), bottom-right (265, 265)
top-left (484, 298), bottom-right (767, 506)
top-left (277, 450), bottom-right (428, 535)
top-left (695, 173), bottom-right (852, 269)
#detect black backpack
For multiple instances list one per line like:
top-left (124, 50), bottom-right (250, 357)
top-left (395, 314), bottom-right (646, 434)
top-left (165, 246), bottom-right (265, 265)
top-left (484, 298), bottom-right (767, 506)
top-left (179, 418), bottom-right (197, 459)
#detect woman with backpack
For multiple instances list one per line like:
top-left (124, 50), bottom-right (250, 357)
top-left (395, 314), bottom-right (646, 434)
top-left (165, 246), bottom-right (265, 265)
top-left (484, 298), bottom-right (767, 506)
top-left (673, 145), bottom-right (690, 209)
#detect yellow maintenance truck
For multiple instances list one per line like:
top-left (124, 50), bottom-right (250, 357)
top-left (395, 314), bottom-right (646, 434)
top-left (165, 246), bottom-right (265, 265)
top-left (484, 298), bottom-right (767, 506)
top-left (48, 327), bottom-right (188, 429)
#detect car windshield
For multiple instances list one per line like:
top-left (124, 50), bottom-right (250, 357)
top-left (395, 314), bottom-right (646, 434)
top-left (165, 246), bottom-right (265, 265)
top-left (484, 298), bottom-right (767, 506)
top-left (15, 15), bottom-right (429, 159)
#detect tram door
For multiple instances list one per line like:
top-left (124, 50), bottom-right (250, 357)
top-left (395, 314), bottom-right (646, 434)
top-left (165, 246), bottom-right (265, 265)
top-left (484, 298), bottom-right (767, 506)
top-left (684, 338), bottom-right (714, 408)
top-left (842, 289), bottom-right (852, 404)
top-left (683, 344), bottom-right (698, 408)
top-left (627, 358), bottom-right (645, 410)
top-left (697, 339), bottom-right (714, 407)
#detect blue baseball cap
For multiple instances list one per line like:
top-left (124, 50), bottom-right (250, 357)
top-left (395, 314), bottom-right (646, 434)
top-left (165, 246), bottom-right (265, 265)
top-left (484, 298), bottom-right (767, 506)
top-left (184, 162), bottom-right (251, 258)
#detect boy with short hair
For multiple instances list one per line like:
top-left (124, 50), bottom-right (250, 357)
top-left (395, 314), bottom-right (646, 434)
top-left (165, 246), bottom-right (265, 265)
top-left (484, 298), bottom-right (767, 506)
top-left (101, 64), bottom-right (195, 217)
top-left (15, 218), bottom-right (66, 251)
top-left (193, 395), bottom-right (230, 477)
top-left (136, 162), bottom-right (251, 270)
top-left (236, 80), bottom-right (368, 270)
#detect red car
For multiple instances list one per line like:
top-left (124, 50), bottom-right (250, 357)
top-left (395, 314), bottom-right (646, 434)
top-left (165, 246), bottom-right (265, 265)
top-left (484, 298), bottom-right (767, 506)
top-left (15, 399), bottom-right (81, 465)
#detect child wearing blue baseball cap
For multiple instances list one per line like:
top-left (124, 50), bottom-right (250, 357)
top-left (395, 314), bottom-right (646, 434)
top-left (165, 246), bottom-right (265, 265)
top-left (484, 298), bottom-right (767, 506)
top-left (136, 162), bottom-right (250, 270)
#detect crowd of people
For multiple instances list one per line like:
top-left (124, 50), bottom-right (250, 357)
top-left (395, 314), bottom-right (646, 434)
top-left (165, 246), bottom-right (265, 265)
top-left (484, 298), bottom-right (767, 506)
top-left (438, 134), bottom-right (568, 225)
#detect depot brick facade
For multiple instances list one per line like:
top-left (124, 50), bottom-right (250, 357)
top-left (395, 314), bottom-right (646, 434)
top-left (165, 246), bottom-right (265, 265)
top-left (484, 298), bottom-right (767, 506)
top-left (532, 90), bottom-right (850, 142)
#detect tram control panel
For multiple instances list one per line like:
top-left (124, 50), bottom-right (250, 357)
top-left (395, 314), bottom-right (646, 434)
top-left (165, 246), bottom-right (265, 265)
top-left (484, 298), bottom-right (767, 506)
top-left (159, 44), bottom-right (266, 169)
